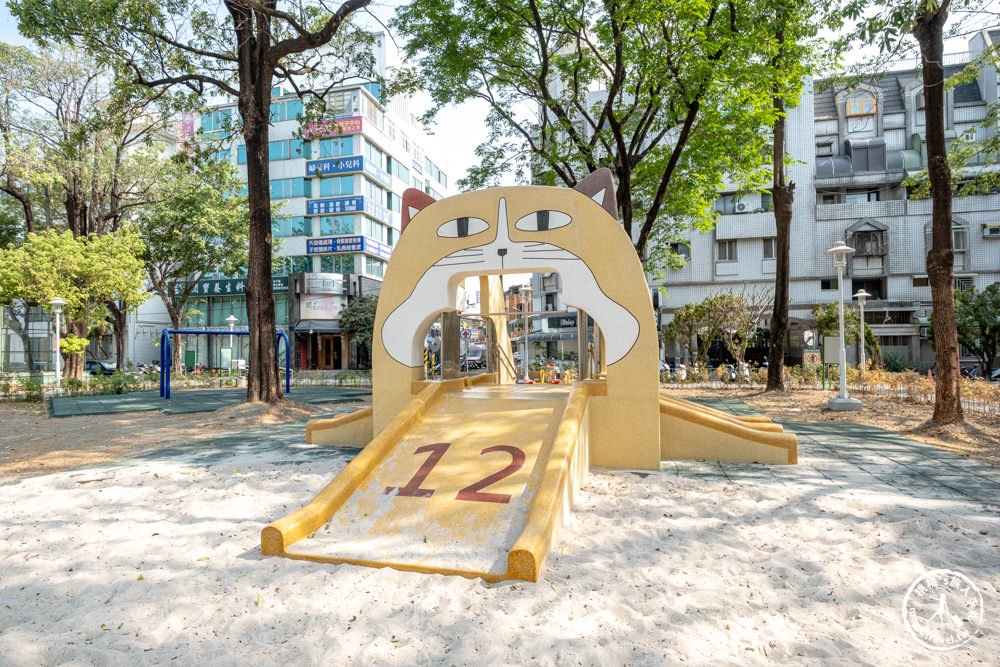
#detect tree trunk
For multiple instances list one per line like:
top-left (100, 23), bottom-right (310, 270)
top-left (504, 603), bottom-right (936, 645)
top-left (64, 318), bottom-right (87, 381)
top-left (766, 56), bottom-right (793, 392)
top-left (914, 8), bottom-right (963, 424)
top-left (169, 310), bottom-right (184, 371)
top-left (241, 85), bottom-right (282, 404)
top-left (106, 302), bottom-right (127, 370)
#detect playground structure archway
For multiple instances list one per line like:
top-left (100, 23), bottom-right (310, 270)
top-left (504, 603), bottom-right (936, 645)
top-left (159, 329), bottom-right (290, 399)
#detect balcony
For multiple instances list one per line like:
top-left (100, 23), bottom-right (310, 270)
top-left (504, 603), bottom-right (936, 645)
top-left (815, 200), bottom-right (905, 220)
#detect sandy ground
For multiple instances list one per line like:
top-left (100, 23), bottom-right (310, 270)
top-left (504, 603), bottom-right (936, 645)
top-left (0, 448), bottom-right (996, 664)
top-left (666, 387), bottom-right (1000, 469)
top-left (1, 390), bottom-right (998, 663)
top-left (0, 398), bottom-right (371, 481)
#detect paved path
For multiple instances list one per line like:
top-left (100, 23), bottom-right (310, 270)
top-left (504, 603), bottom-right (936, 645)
top-left (673, 398), bottom-right (1000, 514)
top-left (47, 386), bottom-right (371, 418)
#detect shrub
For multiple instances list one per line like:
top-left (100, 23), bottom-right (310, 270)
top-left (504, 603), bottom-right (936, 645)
top-left (22, 379), bottom-right (43, 402)
top-left (882, 350), bottom-right (915, 373)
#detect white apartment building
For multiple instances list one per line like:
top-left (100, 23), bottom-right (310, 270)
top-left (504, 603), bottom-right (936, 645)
top-left (656, 31), bottom-right (1000, 371)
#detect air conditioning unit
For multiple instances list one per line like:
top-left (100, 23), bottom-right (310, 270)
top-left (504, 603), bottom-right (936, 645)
top-left (735, 202), bottom-right (748, 213)
top-left (983, 225), bottom-right (1000, 238)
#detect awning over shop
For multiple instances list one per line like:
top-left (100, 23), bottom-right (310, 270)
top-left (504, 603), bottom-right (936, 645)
top-left (293, 319), bottom-right (342, 333)
top-left (525, 332), bottom-right (578, 342)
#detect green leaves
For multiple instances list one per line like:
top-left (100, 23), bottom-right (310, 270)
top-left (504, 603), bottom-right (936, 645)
top-left (0, 227), bottom-right (148, 327)
top-left (340, 295), bottom-right (379, 349)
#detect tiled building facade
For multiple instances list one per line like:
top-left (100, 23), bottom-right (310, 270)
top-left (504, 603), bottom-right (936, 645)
top-left (656, 31), bottom-right (1000, 371)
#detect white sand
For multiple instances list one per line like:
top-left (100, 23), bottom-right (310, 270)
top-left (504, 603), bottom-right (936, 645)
top-left (1, 446), bottom-right (998, 665)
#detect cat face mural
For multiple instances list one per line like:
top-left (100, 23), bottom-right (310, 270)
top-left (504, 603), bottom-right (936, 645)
top-left (381, 169), bottom-right (641, 368)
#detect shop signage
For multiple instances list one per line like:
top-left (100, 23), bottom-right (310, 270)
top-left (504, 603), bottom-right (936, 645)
top-left (302, 116), bottom-right (363, 139)
top-left (306, 195), bottom-right (392, 224)
top-left (304, 156), bottom-right (391, 188)
top-left (306, 235), bottom-right (393, 261)
top-left (178, 276), bottom-right (289, 297)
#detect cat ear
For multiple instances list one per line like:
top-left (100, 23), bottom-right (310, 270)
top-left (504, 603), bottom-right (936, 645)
top-left (573, 168), bottom-right (618, 219)
top-left (402, 188), bottom-right (436, 232)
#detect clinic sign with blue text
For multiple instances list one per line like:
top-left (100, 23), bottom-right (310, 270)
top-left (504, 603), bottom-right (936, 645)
top-left (306, 235), bottom-right (393, 261)
top-left (305, 156), bottom-right (392, 189)
top-left (306, 195), bottom-right (392, 225)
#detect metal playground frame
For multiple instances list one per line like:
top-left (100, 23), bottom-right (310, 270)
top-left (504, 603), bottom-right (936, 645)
top-left (159, 329), bottom-right (290, 399)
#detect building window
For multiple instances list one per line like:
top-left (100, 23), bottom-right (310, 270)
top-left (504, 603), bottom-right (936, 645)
top-left (852, 230), bottom-right (884, 256)
top-left (364, 139), bottom-right (384, 169)
top-left (269, 99), bottom-right (303, 122)
top-left (717, 240), bottom-right (737, 262)
top-left (853, 277), bottom-right (885, 300)
top-left (320, 175), bottom-right (354, 197)
top-left (320, 254), bottom-right (356, 274)
top-left (268, 139), bottom-right (311, 161)
top-left (365, 179), bottom-right (385, 206)
top-left (269, 178), bottom-right (311, 200)
top-left (272, 217), bottom-right (310, 237)
top-left (319, 137), bottom-right (353, 158)
top-left (318, 215), bottom-right (355, 236)
top-left (879, 335), bottom-right (909, 347)
top-left (953, 226), bottom-right (968, 251)
top-left (386, 192), bottom-right (401, 213)
top-left (816, 140), bottom-right (834, 157)
top-left (237, 145), bottom-right (247, 164)
top-left (955, 276), bottom-right (974, 292)
top-left (846, 90), bottom-right (876, 117)
top-left (912, 276), bottom-right (929, 287)
top-left (820, 279), bottom-right (836, 290)
top-left (669, 242), bottom-right (691, 260)
top-left (714, 193), bottom-right (747, 215)
top-left (365, 256), bottom-right (385, 278)
top-left (844, 189), bottom-right (879, 203)
top-left (201, 109), bottom-right (232, 132)
top-left (762, 238), bottom-right (776, 260)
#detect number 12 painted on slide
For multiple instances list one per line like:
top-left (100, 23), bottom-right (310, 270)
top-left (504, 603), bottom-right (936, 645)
top-left (384, 442), bottom-right (526, 504)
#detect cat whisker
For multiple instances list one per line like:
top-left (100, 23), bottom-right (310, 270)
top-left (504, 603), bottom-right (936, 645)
top-left (434, 260), bottom-right (487, 267)
top-left (517, 255), bottom-right (571, 261)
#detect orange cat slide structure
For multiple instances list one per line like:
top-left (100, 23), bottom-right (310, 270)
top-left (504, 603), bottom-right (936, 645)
top-left (261, 170), bottom-right (796, 582)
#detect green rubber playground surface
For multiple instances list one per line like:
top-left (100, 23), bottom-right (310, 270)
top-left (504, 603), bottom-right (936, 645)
top-left (47, 386), bottom-right (371, 418)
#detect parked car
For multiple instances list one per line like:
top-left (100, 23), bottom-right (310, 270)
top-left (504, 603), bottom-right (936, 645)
top-left (85, 360), bottom-right (116, 376)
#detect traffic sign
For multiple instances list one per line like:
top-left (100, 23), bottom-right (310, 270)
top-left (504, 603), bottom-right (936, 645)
top-left (460, 328), bottom-right (472, 341)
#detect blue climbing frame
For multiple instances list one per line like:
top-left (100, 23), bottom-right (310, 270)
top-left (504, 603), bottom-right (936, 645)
top-left (159, 329), bottom-right (290, 399)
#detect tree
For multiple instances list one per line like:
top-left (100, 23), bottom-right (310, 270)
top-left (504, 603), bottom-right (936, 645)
top-left (0, 44), bottom-right (166, 369)
top-left (340, 294), bottom-right (377, 369)
top-left (812, 302), bottom-right (878, 364)
top-left (391, 0), bottom-right (775, 261)
top-left (756, 0), bottom-right (828, 391)
top-left (139, 150), bottom-right (250, 366)
top-left (662, 295), bottom-right (730, 368)
top-left (12, 0), bottom-right (374, 403)
top-left (841, 0), bottom-right (985, 422)
top-left (0, 228), bottom-right (148, 379)
top-left (929, 284), bottom-right (1000, 380)
top-left (709, 286), bottom-right (773, 368)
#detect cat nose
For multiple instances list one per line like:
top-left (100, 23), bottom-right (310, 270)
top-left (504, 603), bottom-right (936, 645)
top-left (497, 248), bottom-right (507, 257)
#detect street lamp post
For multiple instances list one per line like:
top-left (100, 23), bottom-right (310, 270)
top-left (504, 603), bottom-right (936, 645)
top-left (853, 289), bottom-right (871, 370)
top-left (48, 297), bottom-right (66, 393)
top-left (825, 241), bottom-right (862, 411)
top-left (226, 314), bottom-right (238, 375)
top-left (522, 284), bottom-right (533, 382)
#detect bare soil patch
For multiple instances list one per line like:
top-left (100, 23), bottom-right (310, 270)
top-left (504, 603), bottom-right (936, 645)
top-left (0, 397), bottom-right (370, 482)
top-left (667, 386), bottom-right (1000, 469)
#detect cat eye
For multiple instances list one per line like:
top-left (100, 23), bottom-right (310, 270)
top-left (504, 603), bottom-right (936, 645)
top-left (514, 210), bottom-right (572, 232)
top-left (437, 217), bottom-right (489, 238)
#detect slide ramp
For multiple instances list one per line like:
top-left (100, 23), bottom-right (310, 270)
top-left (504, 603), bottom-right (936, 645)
top-left (262, 383), bottom-right (586, 582)
top-left (659, 396), bottom-right (797, 465)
